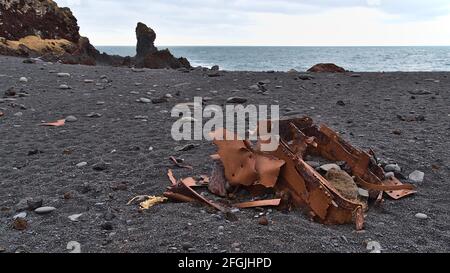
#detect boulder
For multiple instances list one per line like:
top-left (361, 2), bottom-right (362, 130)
top-left (308, 63), bottom-right (347, 73)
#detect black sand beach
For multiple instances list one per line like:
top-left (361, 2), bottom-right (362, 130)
top-left (0, 56), bottom-right (449, 253)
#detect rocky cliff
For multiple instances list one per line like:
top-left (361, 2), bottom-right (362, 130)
top-left (0, 0), bottom-right (191, 69)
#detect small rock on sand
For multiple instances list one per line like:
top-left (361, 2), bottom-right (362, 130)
top-left (409, 170), bottom-right (424, 183)
top-left (34, 206), bottom-right (56, 214)
top-left (19, 77), bottom-right (28, 83)
top-left (366, 241), bottom-right (382, 253)
top-left (65, 115), bottom-right (78, 122)
top-left (59, 84), bottom-right (71, 90)
top-left (13, 212), bottom-right (27, 220)
top-left (76, 162), bottom-right (87, 168)
top-left (138, 98), bottom-right (151, 103)
top-left (57, 73), bottom-right (71, 77)
top-left (415, 213), bottom-right (428, 220)
top-left (384, 164), bottom-right (401, 173)
top-left (226, 97), bottom-right (247, 104)
top-left (68, 213), bottom-right (83, 222)
top-left (84, 79), bottom-right (94, 83)
top-left (319, 164), bottom-right (341, 172)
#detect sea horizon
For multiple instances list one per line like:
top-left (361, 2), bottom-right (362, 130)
top-left (97, 45), bottom-right (450, 72)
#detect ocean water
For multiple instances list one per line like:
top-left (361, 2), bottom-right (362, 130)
top-left (96, 46), bottom-right (450, 72)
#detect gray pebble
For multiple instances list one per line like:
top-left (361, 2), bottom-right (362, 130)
top-left (34, 206), bottom-right (56, 214)
top-left (65, 115), bottom-right (78, 122)
top-left (415, 213), bottom-right (428, 220)
top-left (409, 170), bottom-right (424, 183)
top-left (384, 164), bottom-right (401, 173)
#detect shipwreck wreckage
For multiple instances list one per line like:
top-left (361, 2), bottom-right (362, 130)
top-left (149, 117), bottom-right (416, 230)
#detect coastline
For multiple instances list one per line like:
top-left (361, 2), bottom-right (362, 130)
top-left (0, 55), bottom-right (449, 253)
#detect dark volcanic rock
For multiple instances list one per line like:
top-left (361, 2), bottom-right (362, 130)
top-left (135, 22), bottom-right (157, 60)
top-left (308, 63), bottom-right (347, 73)
top-left (0, 2), bottom-right (191, 69)
top-left (135, 22), bottom-right (191, 69)
top-left (0, 0), bottom-right (80, 42)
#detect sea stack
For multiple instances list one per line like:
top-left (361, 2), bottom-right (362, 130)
top-left (134, 22), bottom-right (191, 69)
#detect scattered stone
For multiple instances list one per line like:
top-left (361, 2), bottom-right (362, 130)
top-left (59, 84), bottom-right (71, 90)
top-left (249, 84), bottom-right (260, 90)
top-left (134, 115), bottom-right (148, 120)
top-left (67, 241), bottom-right (81, 253)
top-left (13, 212), bottom-right (27, 220)
top-left (415, 213), bottom-right (428, 220)
top-left (76, 162), bottom-right (87, 168)
top-left (152, 98), bottom-right (168, 104)
top-left (27, 198), bottom-right (43, 210)
top-left (23, 59), bottom-right (36, 64)
top-left (384, 164), bottom-right (401, 173)
top-left (19, 77), bottom-right (28, 83)
top-left (385, 172), bottom-right (395, 179)
top-left (258, 216), bottom-right (269, 226)
top-left (96, 101), bottom-right (105, 105)
top-left (92, 162), bottom-right (108, 171)
top-left (14, 112), bottom-right (23, 117)
top-left (259, 79), bottom-right (271, 85)
top-left (4, 87), bottom-right (16, 97)
top-left (226, 97), bottom-right (247, 104)
top-left (164, 93), bottom-right (173, 98)
top-left (319, 164), bottom-right (341, 172)
top-left (84, 79), bottom-right (94, 83)
top-left (350, 74), bottom-right (361, 78)
top-left (366, 241), bottom-right (382, 253)
top-left (101, 222), bottom-right (114, 230)
top-left (211, 65), bottom-right (219, 71)
top-left (65, 115), bottom-right (78, 122)
top-left (409, 89), bottom-right (432, 95)
top-left (409, 170), bottom-right (424, 183)
top-left (86, 112), bottom-right (102, 118)
top-left (138, 97), bottom-right (151, 103)
top-left (57, 73), bottom-right (71, 77)
top-left (231, 242), bottom-right (241, 248)
top-left (34, 206), bottom-right (56, 214)
top-left (336, 100), bottom-right (346, 106)
top-left (13, 218), bottom-right (28, 230)
top-left (392, 130), bottom-right (402, 135)
top-left (182, 242), bottom-right (193, 250)
top-left (68, 213), bottom-right (83, 222)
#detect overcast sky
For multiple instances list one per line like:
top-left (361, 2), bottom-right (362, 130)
top-left (55, 0), bottom-right (450, 46)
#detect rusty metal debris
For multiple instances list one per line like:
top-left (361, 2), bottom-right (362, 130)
top-left (161, 116), bottom-right (416, 230)
top-left (40, 119), bottom-right (66, 127)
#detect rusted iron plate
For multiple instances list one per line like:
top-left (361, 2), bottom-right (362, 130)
top-left (169, 156), bottom-right (193, 170)
top-left (40, 119), bottom-right (65, 127)
top-left (255, 155), bottom-right (285, 188)
top-left (382, 177), bottom-right (417, 200)
top-left (234, 199), bottom-right (281, 209)
top-left (167, 169), bottom-right (177, 186)
top-left (211, 129), bottom-right (258, 186)
top-left (180, 179), bottom-right (227, 212)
